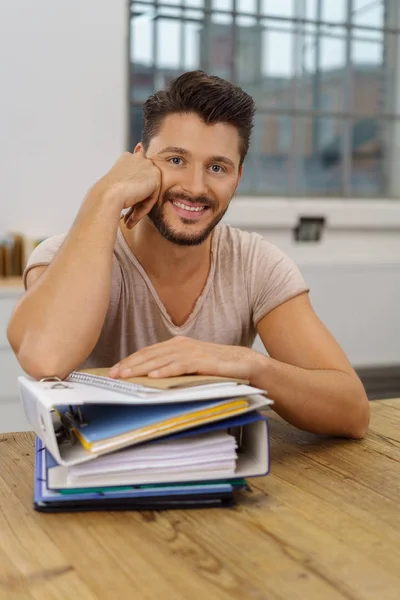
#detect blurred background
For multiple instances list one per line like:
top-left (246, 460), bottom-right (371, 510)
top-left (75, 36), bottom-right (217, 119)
top-left (0, 0), bottom-right (399, 431)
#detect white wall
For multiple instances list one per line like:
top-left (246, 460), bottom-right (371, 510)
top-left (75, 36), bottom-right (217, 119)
top-left (0, 0), bottom-right (128, 237)
top-left (0, 0), bottom-right (399, 370)
top-left (226, 198), bottom-right (400, 368)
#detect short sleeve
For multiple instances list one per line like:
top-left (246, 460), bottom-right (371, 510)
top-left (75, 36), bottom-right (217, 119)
top-left (245, 234), bottom-right (309, 327)
top-left (23, 233), bottom-right (66, 289)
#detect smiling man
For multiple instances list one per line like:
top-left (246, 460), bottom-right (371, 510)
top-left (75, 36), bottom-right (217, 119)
top-left (7, 71), bottom-right (369, 438)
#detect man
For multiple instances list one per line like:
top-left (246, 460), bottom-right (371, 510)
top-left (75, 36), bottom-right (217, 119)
top-left (7, 70), bottom-right (369, 438)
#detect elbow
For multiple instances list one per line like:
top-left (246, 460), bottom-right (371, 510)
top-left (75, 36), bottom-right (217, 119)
top-left (15, 340), bottom-right (75, 381)
top-left (347, 383), bottom-right (370, 440)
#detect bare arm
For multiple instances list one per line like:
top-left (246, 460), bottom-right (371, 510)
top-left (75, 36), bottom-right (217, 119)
top-left (254, 293), bottom-right (370, 438)
top-left (108, 294), bottom-right (369, 439)
top-left (7, 151), bottom-right (160, 380)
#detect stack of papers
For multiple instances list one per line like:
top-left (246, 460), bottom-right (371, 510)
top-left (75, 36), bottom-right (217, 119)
top-left (18, 369), bottom-right (273, 512)
top-left (68, 431), bottom-right (238, 480)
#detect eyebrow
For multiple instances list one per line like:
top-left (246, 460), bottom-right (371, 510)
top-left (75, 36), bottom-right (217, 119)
top-left (157, 146), bottom-right (190, 156)
top-left (157, 146), bottom-right (236, 169)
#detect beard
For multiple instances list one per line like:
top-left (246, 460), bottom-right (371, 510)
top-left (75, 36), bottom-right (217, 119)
top-left (147, 190), bottom-right (229, 247)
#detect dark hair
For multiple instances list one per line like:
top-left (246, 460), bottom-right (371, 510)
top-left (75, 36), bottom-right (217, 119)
top-left (141, 70), bottom-right (256, 166)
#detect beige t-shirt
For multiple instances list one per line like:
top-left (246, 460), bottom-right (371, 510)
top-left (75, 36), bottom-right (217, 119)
top-left (24, 224), bottom-right (308, 368)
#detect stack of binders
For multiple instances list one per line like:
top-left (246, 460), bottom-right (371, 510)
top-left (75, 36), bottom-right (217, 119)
top-left (18, 368), bottom-right (272, 512)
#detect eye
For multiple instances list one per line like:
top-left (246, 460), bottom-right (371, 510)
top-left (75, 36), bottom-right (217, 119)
top-left (210, 164), bottom-right (224, 173)
top-left (168, 157), bottom-right (183, 166)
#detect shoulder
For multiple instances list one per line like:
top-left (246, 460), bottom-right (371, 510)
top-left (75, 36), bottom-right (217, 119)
top-left (22, 233), bottom-right (67, 288)
top-left (216, 225), bottom-right (308, 324)
top-left (215, 224), bottom-right (289, 266)
top-left (25, 233), bottom-right (67, 268)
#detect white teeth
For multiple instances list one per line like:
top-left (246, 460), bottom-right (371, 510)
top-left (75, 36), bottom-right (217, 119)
top-left (172, 201), bottom-right (206, 212)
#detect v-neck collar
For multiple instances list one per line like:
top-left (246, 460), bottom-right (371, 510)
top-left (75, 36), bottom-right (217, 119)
top-left (116, 226), bottom-right (218, 331)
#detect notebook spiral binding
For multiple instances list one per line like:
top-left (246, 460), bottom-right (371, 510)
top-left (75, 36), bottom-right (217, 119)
top-left (66, 371), bottom-right (148, 395)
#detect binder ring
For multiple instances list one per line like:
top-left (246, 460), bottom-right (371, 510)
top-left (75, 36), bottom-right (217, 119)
top-left (39, 376), bottom-right (72, 390)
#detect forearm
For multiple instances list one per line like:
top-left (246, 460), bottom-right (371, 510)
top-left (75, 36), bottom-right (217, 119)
top-left (8, 184), bottom-right (122, 379)
top-left (250, 354), bottom-right (370, 439)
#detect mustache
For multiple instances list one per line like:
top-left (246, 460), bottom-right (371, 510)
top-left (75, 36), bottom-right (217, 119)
top-left (163, 190), bottom-right (215, 209)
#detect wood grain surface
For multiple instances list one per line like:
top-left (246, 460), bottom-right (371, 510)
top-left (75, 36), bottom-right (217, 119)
top-left (1, 399), bottom-right (400, 600)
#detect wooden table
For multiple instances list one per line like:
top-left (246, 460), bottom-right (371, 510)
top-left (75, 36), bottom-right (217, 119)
top-left (1, 399), bottom-right (400, 600)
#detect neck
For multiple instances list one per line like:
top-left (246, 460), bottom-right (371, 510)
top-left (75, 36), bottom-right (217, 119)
top-left (120, 217), bottom-right (214, 285)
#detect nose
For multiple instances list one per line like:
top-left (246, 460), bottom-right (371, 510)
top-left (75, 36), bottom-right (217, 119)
top-left (181, 164), bottom-right (208, 198)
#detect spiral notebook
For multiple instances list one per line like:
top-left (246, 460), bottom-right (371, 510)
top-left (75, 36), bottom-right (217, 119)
top-left (68, 368), bottom-right (250, 395)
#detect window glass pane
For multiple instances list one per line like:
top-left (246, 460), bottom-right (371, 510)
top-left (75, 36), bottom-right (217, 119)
top-left (212, 0), bottom-right (232, 10)
top-left (261, 0), bottom-right (293, 19)
top-left (212, 11), bottom-right (233, 24)
top-left (351, 37), bottom-right (383, 117)
top-left (156, 20), bottom-right (181, 68)
top-left (383, 32), bottom-right (400, 117)
top-left (322, 0), bottom-right (346, 23)
top-left (237, 0), bottom-right (257, 14)
top-left (295, 26), bottom-right (346, 113)
top-left (350, 118), bottom-right (384, 196)
top-left (320, 27), bottom-right (346, 71)
top-left (239, 113), bottom-right (291, 195)
top-left (236, 21), bottom-right (293, 109)
top-left (130, 104), bottom-right (143, 149)
top-left (237, 15), bottom-right (257, 26)
top-left (262, 22), bottom-right (294, 77)
top-left (201, 18), bottom-right (233, 79)
top-left (159, 7), bottom-right (182, 17)
top-left (353, 36), bottom-right (383, 67)
top-left (305, 0), bottom-right (318, 20)
top-left (185, 0), bottom-right (204, 7)
top-left (353, 0), bottom-right (384, 37)
top-left (294, 116), bottom-right (344, 195)
top-left (184, 8), bottom-right (203, 20)
top-left (130, 14), bottom-right (153, 67)
top-left (383, 118), bottom-right (400, 196)
top-left (235, 23), bottom-right (262, 85)
top-left (184, 22), bottom-right (202, 69)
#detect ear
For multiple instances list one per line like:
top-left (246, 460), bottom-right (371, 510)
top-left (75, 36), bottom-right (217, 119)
top-left (134, 143), bottom-right (143, 154)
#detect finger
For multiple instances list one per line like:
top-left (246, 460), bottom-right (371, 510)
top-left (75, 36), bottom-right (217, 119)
top-left (109, 338), bottom-right (192, 376)
top-left (129, 342), bottom-right (190, 369)
top-left (119, 353), bottom-right (192, 378)
top-left (125, 189), bottom-right (161, 229)
top-left (128, 337), bottom-right (189, 361)
top-left (123, 205), bottom-right (135, 225)
top-left (148, 362), bottom-right (199, 378)
top-left (109, 349), bottom-right (175, 377)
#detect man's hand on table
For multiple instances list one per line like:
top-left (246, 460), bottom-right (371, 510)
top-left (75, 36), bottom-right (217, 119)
top-left (108, 336), bottom-right (267, 383)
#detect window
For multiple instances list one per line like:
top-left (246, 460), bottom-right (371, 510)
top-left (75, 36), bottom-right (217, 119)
top-left (130, 0), bottom-right (400, 198)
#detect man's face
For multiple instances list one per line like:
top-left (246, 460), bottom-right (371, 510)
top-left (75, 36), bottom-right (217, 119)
top-left (139, 112), bottom-right (243, 246)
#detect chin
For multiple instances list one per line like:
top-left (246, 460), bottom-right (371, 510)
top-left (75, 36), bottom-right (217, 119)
top-left (162, 225), bottom-right (213, 247)
top-left (148, 201), bottom-right (227, 246)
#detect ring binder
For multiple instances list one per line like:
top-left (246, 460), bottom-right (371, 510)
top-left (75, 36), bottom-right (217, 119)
top-left (40, 378), bottom-right (88, 445)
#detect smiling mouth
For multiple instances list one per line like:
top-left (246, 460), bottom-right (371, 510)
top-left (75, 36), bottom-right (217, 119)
top-left (169, 200), bottom-right (211, 219)
top-left (172, 200), bottom-right (208, 212)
